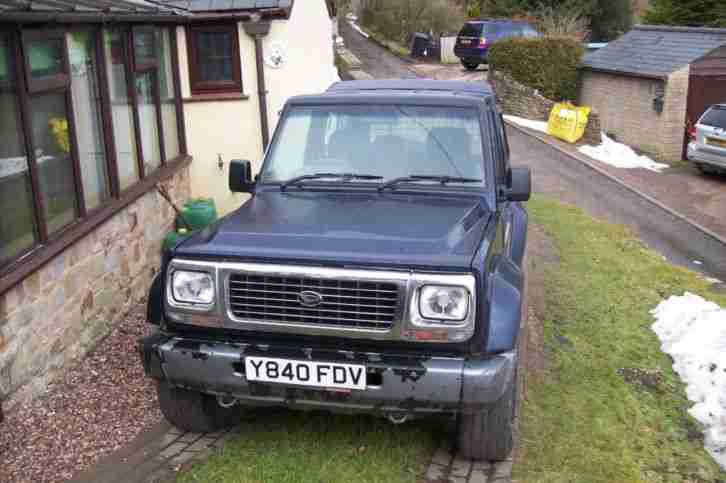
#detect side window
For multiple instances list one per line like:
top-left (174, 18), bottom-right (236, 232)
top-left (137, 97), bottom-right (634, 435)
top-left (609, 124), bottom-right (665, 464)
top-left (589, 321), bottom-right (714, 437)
top-left (186, 23), bottom-right (242, 96)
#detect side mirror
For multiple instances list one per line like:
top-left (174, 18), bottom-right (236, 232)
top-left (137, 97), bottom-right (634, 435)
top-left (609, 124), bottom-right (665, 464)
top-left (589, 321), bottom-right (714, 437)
top-left (229, 160), bottom-right (254, 193)
top-left (506, 167), bottom-right (531, 202)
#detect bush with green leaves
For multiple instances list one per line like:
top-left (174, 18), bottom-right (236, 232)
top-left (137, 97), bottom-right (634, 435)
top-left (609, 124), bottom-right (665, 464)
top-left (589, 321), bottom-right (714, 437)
top-left (644, 0), bottom-right (726, 28)
top-left (489, 36), bottom-right (585, 101)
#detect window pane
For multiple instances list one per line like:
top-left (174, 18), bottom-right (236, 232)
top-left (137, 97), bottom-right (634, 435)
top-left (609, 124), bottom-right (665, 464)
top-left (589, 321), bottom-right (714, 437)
top-left (136, 71), bottom-right (161, 172)
top-left (27, 37), bottom-right (65, 78)
top-left (31, 92), bottom-right (78, 235)
top-left (133, 28), bottom-right (157, 67)
top-left (69, 31), bottom-right (110, 210)
top-left (0, 36), bottom-right (38, 265)
top-left (197, 31), bottom-right (234, 82)
top-left (160, 29), bottom-right (180, 160)
top-left (104, 29), bottom-right (139, 191)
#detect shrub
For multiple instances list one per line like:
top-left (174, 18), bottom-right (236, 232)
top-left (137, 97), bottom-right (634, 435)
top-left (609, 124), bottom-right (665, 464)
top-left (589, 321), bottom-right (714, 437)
top-left (488, 36), bottom-right (585, 101)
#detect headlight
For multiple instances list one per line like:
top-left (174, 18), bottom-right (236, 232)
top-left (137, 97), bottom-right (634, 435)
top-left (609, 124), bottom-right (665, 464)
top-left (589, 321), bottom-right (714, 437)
top-left (171, 271), bottom-right (215, 305)
top-left (418, 285), bottom-right (469, 321)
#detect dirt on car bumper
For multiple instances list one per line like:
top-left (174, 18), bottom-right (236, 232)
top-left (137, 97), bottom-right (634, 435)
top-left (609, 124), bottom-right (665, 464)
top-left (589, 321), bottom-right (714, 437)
top-left (139, 333), bottom-right (516, 416)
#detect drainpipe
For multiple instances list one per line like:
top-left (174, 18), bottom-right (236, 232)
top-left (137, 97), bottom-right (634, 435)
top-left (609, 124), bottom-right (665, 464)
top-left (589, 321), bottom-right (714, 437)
top-left (243, 21), bottom-right (272, 151)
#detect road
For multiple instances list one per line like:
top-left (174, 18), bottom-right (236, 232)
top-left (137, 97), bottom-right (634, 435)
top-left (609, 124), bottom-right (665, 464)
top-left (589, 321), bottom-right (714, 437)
top-left (340, 25), bottom-right (726, 281)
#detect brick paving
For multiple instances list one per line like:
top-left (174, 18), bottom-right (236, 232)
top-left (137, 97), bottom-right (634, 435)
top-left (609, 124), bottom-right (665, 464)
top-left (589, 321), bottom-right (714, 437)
top-left (423, 440), bottom-right (514, 483)
top-left (71, 421), bottom-right (239, 483)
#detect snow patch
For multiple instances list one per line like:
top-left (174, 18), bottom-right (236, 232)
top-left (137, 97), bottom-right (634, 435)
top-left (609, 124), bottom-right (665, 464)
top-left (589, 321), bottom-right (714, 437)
top-left (579, 133), bottom-right (669, 172)
top-left (503, 115), bottom-right (548, 134)
top-left (651, 293), bottom-right (726, 469)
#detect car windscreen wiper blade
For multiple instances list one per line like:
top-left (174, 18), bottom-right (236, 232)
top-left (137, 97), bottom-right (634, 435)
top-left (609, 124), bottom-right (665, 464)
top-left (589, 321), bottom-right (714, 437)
top-left (280, 173), bottom-right (383, 191)
top-left (378, 175), bottom-right (482, 192)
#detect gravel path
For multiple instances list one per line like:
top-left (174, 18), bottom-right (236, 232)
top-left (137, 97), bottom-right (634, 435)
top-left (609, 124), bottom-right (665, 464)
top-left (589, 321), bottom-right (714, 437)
top-left (0, 305), bottom-right (161, 483)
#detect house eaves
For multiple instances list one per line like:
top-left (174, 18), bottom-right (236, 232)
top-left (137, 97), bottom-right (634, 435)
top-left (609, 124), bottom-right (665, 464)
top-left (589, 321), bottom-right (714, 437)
top-left (0, 0), bottom-right (190, 23)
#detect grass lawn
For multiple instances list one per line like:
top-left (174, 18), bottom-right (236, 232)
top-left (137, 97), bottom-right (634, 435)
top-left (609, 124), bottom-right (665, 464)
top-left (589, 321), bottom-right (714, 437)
top-left (517, 196), bottom-right (726, 483)
top-left (178, 410), bottom-right (438, 483)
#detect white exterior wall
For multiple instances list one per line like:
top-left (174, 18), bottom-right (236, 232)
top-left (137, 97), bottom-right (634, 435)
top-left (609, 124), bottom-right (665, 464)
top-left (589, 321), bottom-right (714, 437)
top-left (178, 0), bottom-right (337, 215)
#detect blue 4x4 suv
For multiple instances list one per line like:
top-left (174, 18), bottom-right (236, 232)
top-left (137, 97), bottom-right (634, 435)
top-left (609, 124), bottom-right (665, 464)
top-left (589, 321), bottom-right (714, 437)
top-left (140, 80), bottom-right (531, 461)
top-left (454, 20), bottom-right (539, 70)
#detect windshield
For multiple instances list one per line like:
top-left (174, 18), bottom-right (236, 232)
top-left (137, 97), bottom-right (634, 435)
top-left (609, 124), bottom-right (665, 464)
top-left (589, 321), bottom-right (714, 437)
top-left (260, 105), bottom-right (485, 186)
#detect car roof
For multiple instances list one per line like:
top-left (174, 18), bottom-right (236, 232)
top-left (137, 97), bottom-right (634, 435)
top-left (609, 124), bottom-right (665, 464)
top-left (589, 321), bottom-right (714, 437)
top-left (326, 79), bottom-right (494, 99)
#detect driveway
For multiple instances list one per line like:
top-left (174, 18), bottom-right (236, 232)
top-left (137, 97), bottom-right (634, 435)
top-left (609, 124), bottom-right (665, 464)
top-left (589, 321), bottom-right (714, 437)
top-left (341, 26), bottom-right (726, 281)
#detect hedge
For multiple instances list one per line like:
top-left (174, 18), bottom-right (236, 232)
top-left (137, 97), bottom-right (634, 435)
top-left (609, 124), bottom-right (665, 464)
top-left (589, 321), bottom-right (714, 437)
top-left (488, 37), bottom-right (585, 102)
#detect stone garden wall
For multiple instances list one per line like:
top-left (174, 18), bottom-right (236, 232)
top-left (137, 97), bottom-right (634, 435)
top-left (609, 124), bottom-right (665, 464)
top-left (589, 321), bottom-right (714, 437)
top-left (490, 69), bottom-right (602, 146)
top-left (0, 165), bottom-right (191, 409)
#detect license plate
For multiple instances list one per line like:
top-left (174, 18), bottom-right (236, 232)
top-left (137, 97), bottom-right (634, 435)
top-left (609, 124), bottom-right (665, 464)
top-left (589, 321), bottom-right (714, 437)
top-left (460, 39), bottom-right (471, 45)
top-left (244, 356), bottom-right (366, 390)
top-left (706, 137), bottom-right (726, 148)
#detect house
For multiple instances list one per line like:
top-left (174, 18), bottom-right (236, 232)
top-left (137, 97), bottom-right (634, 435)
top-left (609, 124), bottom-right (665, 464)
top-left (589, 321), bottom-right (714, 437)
top-left (160, 0), bottom-right (339, 214)
top-left (0, 0), bottom-right (336, 411)
top-left (580, 25), bottom-right (726, 161)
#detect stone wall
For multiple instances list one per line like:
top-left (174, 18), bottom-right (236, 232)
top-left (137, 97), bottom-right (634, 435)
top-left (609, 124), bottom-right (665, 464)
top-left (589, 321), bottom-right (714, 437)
top-left (489, 69), bottom-right (555, 121)
top-left (0, 165), bottom-right (191, 409)
top-left (491, 69), bottom-right (602, 146)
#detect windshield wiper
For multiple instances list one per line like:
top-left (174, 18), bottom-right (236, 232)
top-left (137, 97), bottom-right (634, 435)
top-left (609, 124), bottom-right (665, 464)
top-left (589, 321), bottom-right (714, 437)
top-left (280, 173), bottom-right (383, 191)
top-left (378, 175), bottom-right (482, 192)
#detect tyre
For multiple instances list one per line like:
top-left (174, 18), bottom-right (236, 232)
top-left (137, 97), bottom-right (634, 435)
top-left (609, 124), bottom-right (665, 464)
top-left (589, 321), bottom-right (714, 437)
top-left (696, 162), bottom-right (710, 174)
top-left (456, 372), bottom-right (516, 461)
top-left (461, 61), bottom-right (479, 71)
top-left (156, 381), bottom-right (242, 433)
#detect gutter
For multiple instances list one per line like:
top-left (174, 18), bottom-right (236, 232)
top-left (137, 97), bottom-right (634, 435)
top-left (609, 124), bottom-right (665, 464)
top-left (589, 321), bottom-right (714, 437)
top-left (243, 21), bottom-right (272, 151)
top-left (0, 7), bottom-right (289, 24)
top-left (579, 65), bottom-right (668, 81)
top-left (0, 12), bottom-right (188, 23)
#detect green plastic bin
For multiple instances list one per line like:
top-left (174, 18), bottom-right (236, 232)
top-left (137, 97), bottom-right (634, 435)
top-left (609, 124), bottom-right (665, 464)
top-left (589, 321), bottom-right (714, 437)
top-left (177, 198), bottom-right (217, 231)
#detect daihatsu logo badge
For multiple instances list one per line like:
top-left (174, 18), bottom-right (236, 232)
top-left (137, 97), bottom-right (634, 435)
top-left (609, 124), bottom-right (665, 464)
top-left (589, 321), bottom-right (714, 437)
top-left (298, 290), bottom-right (323, 307)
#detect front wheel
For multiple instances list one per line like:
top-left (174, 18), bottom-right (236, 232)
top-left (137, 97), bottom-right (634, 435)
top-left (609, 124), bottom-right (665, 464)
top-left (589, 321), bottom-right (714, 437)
top-left (456, 374), bottom-right (516, 461)
top-left (461, 61), bottom-right (479, 71)
top-left (156, 381), bottom-right (242, 433)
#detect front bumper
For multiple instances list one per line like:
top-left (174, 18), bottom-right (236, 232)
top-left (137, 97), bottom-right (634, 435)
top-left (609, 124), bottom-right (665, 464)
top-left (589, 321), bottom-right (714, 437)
top-left (140, 334), bottom-right (516, 415)
top-left (687, 143), bottom-right (726, 169)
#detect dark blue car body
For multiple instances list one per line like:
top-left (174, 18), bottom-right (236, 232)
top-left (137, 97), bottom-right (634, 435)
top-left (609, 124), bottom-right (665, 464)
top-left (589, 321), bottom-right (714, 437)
top-left (454, 20), bottom-right (539, 68)
top-left (140, 80), bottom-right (531, 460)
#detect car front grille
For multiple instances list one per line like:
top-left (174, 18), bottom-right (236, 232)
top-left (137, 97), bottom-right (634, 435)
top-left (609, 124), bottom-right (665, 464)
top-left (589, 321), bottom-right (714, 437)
top-left (227, 274), bottom-right (400, 331)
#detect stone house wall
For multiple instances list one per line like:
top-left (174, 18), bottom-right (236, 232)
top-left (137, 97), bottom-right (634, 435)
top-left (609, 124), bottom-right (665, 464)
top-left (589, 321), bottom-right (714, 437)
top-left (0, 166), bottom-right (191, 409)
top-left (579, 68), bottom-right (689, 161)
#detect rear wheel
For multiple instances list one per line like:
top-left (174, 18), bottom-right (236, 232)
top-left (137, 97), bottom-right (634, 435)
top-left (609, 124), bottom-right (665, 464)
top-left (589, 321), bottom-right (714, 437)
top-left (156, 381), bottom-right (242, 433)
top-left (456, 371), bottom-right (516, 461)
top-left (461, 60), bottom-right (479, 71)
top-left (696, 162), bottom-right (711, 174)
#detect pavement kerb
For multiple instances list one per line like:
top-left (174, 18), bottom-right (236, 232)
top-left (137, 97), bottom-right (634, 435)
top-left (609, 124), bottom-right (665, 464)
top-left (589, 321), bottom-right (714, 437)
top-left (505, 120), bottom-right (726, 249)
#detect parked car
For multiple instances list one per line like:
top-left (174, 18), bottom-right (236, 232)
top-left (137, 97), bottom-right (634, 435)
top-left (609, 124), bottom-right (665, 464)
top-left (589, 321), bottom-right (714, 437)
top-left (139, 80), bottom-right (531, 461)
top-left (454, 19), bottom-right (539, 70)
top-left (688, 104), bottom-right (726, 175)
